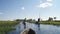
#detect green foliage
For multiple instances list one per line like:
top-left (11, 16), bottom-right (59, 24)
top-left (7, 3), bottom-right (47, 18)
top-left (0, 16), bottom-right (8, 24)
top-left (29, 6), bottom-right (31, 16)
top-left (0, 21), bottom-right (20, 26)
top-left (0, 21), bottom-right (18, 34)
top-left (0, 28), bottom-right (16, 34)
top-left (41, 21), bottom-right (60, 25)
top-left (48, 17), bottom-right (53, 21)
top-left (0, 28), bottom-right (16, 32)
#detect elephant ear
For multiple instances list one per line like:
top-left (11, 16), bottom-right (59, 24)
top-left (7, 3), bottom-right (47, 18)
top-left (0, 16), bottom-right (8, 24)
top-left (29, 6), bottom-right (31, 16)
top-left (21, 28), bottom-right (36, 34)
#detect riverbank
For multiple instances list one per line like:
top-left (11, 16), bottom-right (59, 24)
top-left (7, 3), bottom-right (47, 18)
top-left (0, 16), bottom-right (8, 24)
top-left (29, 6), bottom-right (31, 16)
top-left (0, 20), bottom-right (60, 34)
top-left (40, 21), bottom-right (60, 25)
top-left (27, 21), bottom-right (60, 26)
top-left (0, 21), bottom-right (20, 34)
top-left (0, 21), bottom-right (20, 26)
top-left (0, 28), bottom-right (16, 34)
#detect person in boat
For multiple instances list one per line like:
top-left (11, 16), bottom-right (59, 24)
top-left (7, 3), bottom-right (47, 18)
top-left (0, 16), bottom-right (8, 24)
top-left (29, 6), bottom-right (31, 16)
top-left (35, 18), bottom-right (40, 25)
top-left (35, 18), bottom-right (40, 30)
top-left (23, 18), bottom-right (26, 29)
top-left (21, 28), bottom-right (36, 34)
top-left (38, 18), bottom-right (40, 25)
top-left (37, 18), bottom-right (40, 29)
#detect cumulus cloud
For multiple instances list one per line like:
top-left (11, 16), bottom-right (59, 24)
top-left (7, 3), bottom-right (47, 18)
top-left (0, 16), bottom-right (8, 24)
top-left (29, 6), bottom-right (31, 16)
top-left (21, 7), bottom-right (24, 10)
top-left (37, 2), bottom-right (53, 8)
top-left (40, 2), bottom-right (53, 8)
top-left (36, 0), bottom-right (53, 8)
top-left (47, 0), bottom-right (53, 2)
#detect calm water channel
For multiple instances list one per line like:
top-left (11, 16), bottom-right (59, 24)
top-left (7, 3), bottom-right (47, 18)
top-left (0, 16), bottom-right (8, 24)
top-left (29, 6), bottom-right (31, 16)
top-left (7, 22), bottom-right (60, 34)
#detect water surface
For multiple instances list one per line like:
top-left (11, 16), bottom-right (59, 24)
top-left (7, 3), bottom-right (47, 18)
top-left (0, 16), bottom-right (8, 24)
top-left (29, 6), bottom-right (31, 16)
top-left (8, 22), bottom-right (60, 34)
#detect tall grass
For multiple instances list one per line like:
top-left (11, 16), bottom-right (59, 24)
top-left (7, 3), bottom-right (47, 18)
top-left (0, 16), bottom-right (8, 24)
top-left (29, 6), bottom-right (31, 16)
top-left (41, 21), bottom-right (60, 25)
top-left (0, 28), bottom-right (16, 34)
top-left (0, 21), bottom-right (20, 34)
top-left (0, 21), bottom-right (20, 26)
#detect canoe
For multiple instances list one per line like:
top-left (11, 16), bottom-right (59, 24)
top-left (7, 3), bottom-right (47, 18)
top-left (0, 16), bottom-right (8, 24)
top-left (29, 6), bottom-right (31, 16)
top-left (21, 28), bottom-right (36, 34)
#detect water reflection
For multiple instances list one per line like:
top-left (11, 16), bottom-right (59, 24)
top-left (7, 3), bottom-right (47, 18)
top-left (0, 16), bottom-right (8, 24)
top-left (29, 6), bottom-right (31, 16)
top-left (35, 24), bottom-right (40, 30)
top-left (22, 18), bottom-right (26, 29)
top-left (22, 22), bottom-right (26, 29)
top-left (8, 22), bottom-right (60, 34)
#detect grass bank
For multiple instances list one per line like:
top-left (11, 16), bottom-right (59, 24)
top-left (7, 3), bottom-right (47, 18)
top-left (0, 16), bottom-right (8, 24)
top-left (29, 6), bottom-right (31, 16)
top-left (40, 21), bottom-right (60, 25)
top-left (0, 21), bottom-right (20, 26)
top-left (0, 21), bottom-right (20, 34)
top-left (0, 28), bottom-right (16, 34)
top-left (27, 21), bottom-right (60, 26)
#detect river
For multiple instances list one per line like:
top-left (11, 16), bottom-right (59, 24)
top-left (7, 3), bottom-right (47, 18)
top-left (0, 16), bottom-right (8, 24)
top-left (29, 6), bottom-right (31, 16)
top-left (7, 22), bottom-right (60, 34)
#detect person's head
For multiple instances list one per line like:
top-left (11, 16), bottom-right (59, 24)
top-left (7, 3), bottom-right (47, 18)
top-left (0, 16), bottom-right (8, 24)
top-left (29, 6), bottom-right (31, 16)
top-left (21, 28), bottom-right (36, 34)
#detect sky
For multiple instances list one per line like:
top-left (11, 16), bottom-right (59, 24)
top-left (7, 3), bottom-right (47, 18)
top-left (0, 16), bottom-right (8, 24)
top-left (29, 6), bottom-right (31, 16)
top-left (0, 0), bottom-right (60, 20)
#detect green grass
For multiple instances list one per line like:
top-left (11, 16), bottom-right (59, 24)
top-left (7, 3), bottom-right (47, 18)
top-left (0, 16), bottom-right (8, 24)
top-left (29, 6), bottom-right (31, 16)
top-left (0, 28), bottom-right (16, 34)
top-left (0, 20), bottom-right (60, 34)
top-left (0, 21), bottom-right (20, 34)
top-left (40, 21), bottom-right (60, 25)
top-left (0, 21), bottom-right (20, 26)
top-left (27, 21), bottom-right (60, 25)
top-left (0, 28), bottom-right (16, 32)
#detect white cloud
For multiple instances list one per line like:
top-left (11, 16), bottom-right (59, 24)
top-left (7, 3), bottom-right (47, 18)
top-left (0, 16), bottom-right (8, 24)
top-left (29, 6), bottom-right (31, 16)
top-left (47, 0), bottom-right (53, 2)
top-left (37, 2), bottom-right (53, 8)
top-left (0, 12), bottom-right (3, 14)
top-left (21, 7), bottom-right (24, 10)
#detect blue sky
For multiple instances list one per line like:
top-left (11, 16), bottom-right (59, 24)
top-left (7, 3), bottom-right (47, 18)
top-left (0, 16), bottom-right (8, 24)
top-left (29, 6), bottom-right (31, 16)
top-left (0, 0), bottom-right (60, 20)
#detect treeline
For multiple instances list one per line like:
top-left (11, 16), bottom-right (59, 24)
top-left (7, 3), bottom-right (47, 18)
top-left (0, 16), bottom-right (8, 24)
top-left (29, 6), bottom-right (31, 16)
top-left (15, 17), bottom-right (60, 22)
top-left (15, 19), bottom-right (36, 23)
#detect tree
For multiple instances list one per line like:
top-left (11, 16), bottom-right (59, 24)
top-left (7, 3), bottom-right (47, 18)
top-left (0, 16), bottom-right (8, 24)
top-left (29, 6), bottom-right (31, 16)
top-left (48, 17), bottom-right (53, 21)
top-left (16, 19), bottom-right (20, 21)
top-left (54, 17), bottom-right (56, 20)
